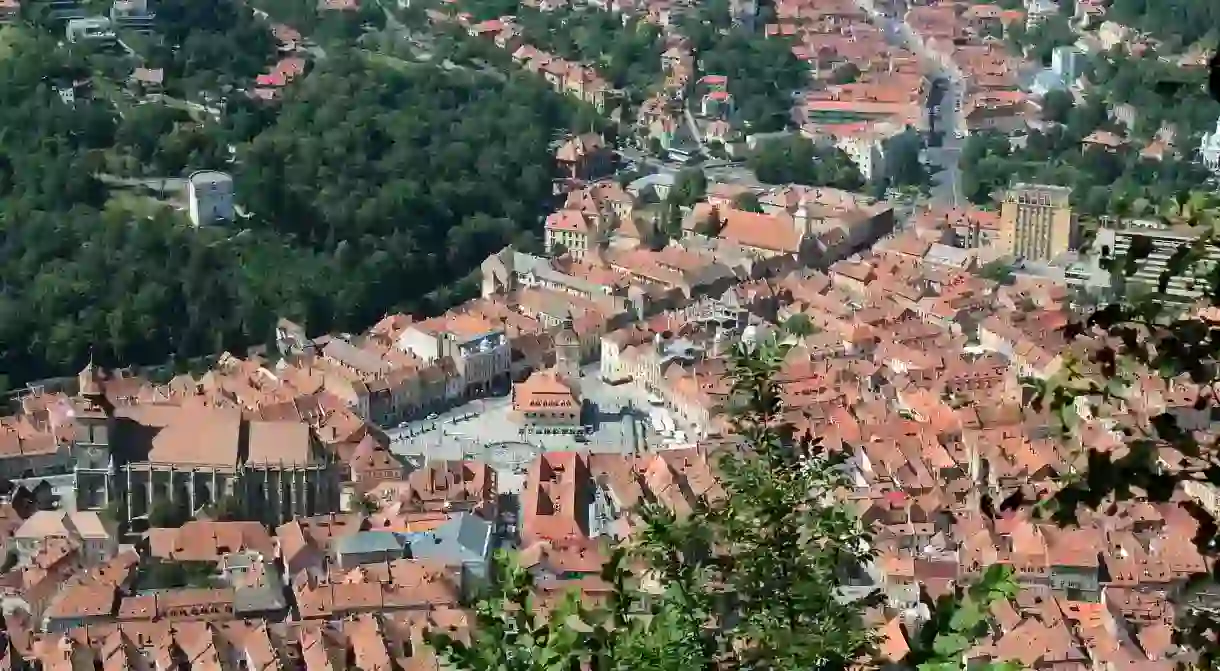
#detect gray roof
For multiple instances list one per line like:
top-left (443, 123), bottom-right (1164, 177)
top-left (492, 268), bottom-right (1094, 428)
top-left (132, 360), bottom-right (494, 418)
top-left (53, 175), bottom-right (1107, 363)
top-left (924, 243), bottom-right (975, 269)
top-left (404, 513), bottom-right (492, 568)
top-left (511, 251), bottom-right (550, 275)
top-left (234, 582), bottom-right (287, 614)
top-left (504, 248), bottom-right (608, 299)
top-left (68, 16), bottom-right (112, 27)
top-left (627, 172), bottom-right (676, 194)
top-left (189, 170), bottom-right (234, 186)
top-left (333, 531), bottom-right (405, 556)
top-left (1029, 68), bottom-right (1068, 94)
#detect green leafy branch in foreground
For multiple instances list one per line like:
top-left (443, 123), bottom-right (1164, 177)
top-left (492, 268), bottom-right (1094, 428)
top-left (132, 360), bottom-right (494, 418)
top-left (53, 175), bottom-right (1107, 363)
top-left (911, 565), bottom-right (1021, 671)
top-left (1021, 195), bottom-right (1220, 666)
top-left (427, 337), bottom-right (1021, 670)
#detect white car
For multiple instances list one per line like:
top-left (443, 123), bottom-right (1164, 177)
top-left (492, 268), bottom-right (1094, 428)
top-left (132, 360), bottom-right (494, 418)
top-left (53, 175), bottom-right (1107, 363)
top-left (954, 130), bottom-right (965, 139)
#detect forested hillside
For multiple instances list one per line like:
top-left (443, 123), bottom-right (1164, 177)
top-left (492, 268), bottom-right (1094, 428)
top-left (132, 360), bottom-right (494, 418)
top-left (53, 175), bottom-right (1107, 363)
top-left (121, 0), bottom-right (278, 98)
top-left (0, 25), bottom-right (585, 391)
top-left (233, 55), bottom-right (578, 314)
top-left (1105, 0), bottom-right (1218, 50)
top-left (680, 0), bottom-right (808, 132)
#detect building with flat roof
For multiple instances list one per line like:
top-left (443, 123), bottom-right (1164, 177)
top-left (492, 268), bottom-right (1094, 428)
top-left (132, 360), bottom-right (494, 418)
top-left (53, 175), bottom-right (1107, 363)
top-left (187, 170), bottom-right (235, 227)
top-left (65, 16), bottom-right (114, 43)
top-left (1093, 222), bottom-right (1218, 301)
top-left (998, 183), bottom-right (1074, 262)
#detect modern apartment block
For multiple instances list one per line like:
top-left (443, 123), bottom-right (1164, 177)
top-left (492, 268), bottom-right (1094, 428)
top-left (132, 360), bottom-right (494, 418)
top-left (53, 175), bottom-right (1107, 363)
top-left (998, 183), bottom-right (1074, 262)
top-left (1093, 222), bottom-right (1218, 302)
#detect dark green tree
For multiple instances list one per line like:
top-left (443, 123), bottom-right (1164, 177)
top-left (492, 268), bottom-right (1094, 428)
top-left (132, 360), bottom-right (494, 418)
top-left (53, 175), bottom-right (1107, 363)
top-left (732, 191), bottom-right (763, 212)
top-left (881, 128), bottom-right (930, 190)
top-left (829, 62), bottom-right (861, 85)
top-left (748, 137), bottom-right (864, 191)
top-left (977, 260), bottom-right (1016, 284)
top-left (693, 207), bottom-right (724, 237)
top-left (911, 565), bottom-right (1022, 671)
top-left (1040, 89), bottom-right (1074, 125)
top-left (212, 494), bottom-right (246, 521)
top-left (782, 313), bottom-right (816, 338)
top-left (670, 168), bottom-right (708, 208)
top-left (148, 497), bottom-right (192, 528)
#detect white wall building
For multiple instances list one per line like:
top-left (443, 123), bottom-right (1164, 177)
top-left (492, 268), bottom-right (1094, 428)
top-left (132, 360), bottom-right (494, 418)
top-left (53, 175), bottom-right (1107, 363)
top-left (835, 134), bottom-right (886, 182)
top-left (110, 0), bottom-right (154, 31)
top-left (1050, 46), bottom-right (1081, 83)
top-left (65, 16), bottom-right (114, 43)
top-left (1023, 0), bottom-right (1058, 28)
top-left (1200, 117), bottom-right (1220, 176)
top-left (187, 170), bottom-right (235, 227)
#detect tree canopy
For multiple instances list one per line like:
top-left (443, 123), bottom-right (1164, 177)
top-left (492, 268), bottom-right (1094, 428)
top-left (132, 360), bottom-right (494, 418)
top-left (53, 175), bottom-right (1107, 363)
top-left (747, 136), bottom-right (865, 191)
top-left (958, 103), bottom-right (1211, 215)
top-left (130, 0), bottom-right (279, 98)
top-left (1025, 192), bottom-right (1220, 665)
top-left (1083, 47), bottom-right (1220, 145)
top-left (680, 1), bottom-right (807, 133)
top-left (0, 24), bottom-right (585, 391)
top-left (515, 7), bottom-right (664, 99)
top-left (1105, 0), bottom-right (1219, 51)
top-left (877, 127), bottom-right (930, 193)
top-left (253, 0), bottom-right (385, 44)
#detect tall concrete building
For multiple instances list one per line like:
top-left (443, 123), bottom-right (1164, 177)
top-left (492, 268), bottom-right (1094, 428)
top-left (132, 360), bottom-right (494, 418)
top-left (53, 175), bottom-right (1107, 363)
top-left (998, 183), bottom-right (1074, 261)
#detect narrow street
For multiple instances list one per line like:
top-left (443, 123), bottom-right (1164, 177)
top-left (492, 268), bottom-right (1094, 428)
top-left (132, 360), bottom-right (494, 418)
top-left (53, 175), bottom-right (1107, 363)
top-left (851, 0), bottom-right (967, 207)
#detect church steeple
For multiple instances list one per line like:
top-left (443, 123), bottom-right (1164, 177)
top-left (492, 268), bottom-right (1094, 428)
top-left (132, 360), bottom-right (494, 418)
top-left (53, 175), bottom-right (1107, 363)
top-left (73, 351), bottom-right (114, 463)
top-left (78, 355), bottom-right (104, 399)
top-left (554, 310), bottom-right (581, 380)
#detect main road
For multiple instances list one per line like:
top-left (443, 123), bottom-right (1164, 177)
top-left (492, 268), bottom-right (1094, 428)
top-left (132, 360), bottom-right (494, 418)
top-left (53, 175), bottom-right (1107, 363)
top-left (855, 0), bottom-right (967, 207)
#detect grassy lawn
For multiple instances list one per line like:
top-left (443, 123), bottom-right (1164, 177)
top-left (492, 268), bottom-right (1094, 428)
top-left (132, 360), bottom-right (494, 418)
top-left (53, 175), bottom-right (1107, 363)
top-left (360, 47), bottom-right (427, 72)
top-left (104, 189), bottom-right (178, 220)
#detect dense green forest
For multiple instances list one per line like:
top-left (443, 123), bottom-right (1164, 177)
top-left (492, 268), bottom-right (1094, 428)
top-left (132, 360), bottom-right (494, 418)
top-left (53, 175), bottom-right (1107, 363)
top-left (1001, 0), bottom-right (1219, 143)
top-left (1104, 0), bottom-right (1218, 50)
top-left (233, 56), bottom-right (574, 309)
top-left (680, 1), bottom-right (807, 133)
top-left (118, 0), bottom-right (279, 98)
top-left (515, 9), bottom-right (664, 98)
top-left (0, 19), bottom-right (583, 390)
top-left (1084, 47), bottom-right (1220, 143)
